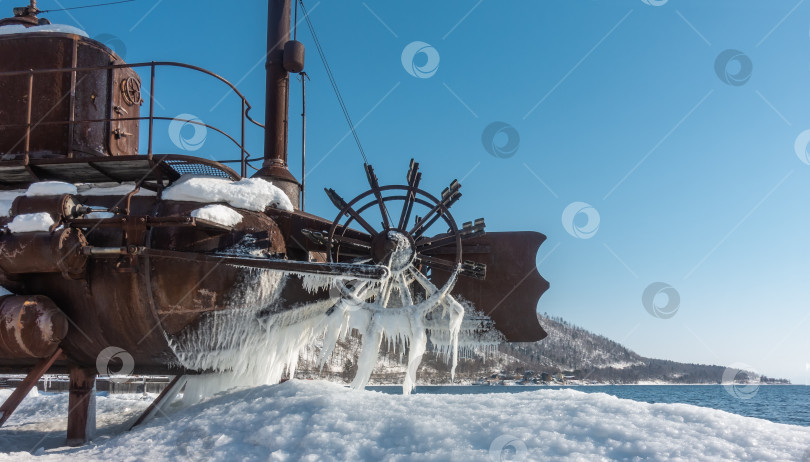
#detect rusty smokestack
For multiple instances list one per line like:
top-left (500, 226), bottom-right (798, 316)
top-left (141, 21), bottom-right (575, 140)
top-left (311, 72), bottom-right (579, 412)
top-left (254, 0), bottom-right (301, 209)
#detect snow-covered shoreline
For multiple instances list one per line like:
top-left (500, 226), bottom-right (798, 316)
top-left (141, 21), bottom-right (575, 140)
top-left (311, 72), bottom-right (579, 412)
top-left (2, 380), bottom-right (808, 461)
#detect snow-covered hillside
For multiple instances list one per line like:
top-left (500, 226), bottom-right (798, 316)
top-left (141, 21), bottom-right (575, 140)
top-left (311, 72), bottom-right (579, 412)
top-left (1, 381), bottom-right (808, 461)
top-left (296, 314), bottom-right (772, 385)
top-left (494, 315), bottom-right (774, 384)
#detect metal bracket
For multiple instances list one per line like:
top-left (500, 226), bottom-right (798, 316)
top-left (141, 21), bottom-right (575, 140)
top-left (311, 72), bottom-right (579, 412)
top-left (0, 348), bottom-right (63, 428)
top-left (117, 217), bottom-right (148, 273)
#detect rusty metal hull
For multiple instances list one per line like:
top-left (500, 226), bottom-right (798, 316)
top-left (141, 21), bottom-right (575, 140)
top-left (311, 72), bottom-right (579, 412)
top-left (0, 188), bottom-right (549, 374)
top-left (0, 194), bottom-right (329, 374)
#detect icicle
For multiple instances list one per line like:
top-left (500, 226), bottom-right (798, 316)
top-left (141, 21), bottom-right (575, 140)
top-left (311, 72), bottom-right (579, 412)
top-left (351, 319), bottom-right (384, 390)
top-left (445, 297), bottom-right (465, 382)
top-left (300, 273), bottom-right (336, 294)
top-left (402, 315), bottom-right (427, 395)
top-left (165, 236), bottom-right (485, 397)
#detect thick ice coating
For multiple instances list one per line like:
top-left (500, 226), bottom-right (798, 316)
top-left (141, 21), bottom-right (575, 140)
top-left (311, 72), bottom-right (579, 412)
top-left (167, 248), bottom-right (469, 395)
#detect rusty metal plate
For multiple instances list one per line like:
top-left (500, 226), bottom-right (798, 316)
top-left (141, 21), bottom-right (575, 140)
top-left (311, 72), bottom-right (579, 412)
top-left (430, 231), bottom-right (549, 342)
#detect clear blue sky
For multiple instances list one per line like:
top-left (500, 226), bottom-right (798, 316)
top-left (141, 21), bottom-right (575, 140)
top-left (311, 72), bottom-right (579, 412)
top-left (31, 0), bottom-right (810, 383)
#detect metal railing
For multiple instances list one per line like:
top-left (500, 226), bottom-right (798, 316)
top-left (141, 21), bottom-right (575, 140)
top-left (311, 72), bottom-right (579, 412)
top-left (0, 61), bottom-right (265, 178)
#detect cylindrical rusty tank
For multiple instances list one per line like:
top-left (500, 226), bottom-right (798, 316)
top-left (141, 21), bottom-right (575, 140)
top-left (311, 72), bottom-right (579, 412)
top-left (0, 19), bottom-right (141, 160)
top-left (0, 294), bottom-right (69, 361)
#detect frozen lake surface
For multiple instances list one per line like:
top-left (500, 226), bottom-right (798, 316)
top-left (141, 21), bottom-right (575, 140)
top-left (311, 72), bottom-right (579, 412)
top-left (1, 380), bottom-right (809, 461)
top-left (369, 384), bottom-right (810, 427)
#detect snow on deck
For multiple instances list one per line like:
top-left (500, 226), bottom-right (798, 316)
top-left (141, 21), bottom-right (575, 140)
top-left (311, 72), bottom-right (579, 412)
top-left (162, 175), bottom-right (294, 212)
top-left (25, 182), bottom-right (78, 197)
top-left (190, 204), bottom-right (243, 227)
top-left (6, 213), bottom-right (54, 233)
top-left (76, 183), bottom-right (157, 197)
top-left (1, 381), bottom-right (808, 461)
top-left (0, 24), bottom-right (89, 38)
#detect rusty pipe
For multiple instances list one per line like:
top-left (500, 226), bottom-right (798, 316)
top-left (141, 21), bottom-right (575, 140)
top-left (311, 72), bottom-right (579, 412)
top-left (0, 228), bottom-right (88, 279)
top-left (11, 194), bottom-right (78, 221)
top-left (263, 0), bottom-right (290, 170)
top-left (254, 0), bottom-right (301, 209)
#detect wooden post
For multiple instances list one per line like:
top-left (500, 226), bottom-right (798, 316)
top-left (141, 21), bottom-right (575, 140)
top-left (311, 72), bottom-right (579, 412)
top-left (66, 366), bottom-right (96, 447)
top-left (0, 348), bottom-right (62, 427)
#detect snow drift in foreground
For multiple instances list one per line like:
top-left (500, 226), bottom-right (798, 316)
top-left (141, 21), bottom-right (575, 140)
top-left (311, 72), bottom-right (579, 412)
top-left (1, 381), bottom-right (808, 461)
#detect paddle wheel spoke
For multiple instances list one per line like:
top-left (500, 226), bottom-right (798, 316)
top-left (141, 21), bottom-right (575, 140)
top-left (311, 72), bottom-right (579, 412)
top-left (408, 268), bottom-right (437, 297)
top-left (325, 188), bottom-right (379, 237)
top-left (415, 254), bottom-right (458, 273)
top-left (330, 234), bottom-right (373, 252)
top-left (409, 180), bottom-right (461, 240)
top-left (365, 164), bottom-right (392, 229)
top-left (395, 273), bottom-right (413, 306)
top-left (397, 159), bottom-right (422, 231)
top-left (417, 219), bottom-right (486, 252)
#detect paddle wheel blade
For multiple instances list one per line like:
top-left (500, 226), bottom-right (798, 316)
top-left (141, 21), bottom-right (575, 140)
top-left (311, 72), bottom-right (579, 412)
top-left (429, 231), bottom-right (549, 342)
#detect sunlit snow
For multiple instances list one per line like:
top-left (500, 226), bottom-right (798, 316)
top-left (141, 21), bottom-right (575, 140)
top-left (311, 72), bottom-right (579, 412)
top-left (6, 213), bottom-right (54, 233)
top-left (1, 381), bottom-right (808, 461)
top-left (0, 24), bottom-right (89, 37)
top-left (25, 182), bottom-right (77, 197)
top-left (190, 204), bottom-right (243, 227)
top-left (162, 175), bottom-right (294, 212)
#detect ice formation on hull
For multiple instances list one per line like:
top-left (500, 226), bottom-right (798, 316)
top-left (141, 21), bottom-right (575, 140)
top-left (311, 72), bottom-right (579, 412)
top-left (166, 249), bottom-right (471, 395)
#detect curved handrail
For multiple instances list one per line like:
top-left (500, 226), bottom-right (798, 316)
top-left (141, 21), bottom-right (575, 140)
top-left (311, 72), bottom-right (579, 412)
top-left (0, 61), bottom-right (265, 128)
top-left (0, 116), bottom-right (257, 160)
top-left (0, 61), bottom-right (266, 177)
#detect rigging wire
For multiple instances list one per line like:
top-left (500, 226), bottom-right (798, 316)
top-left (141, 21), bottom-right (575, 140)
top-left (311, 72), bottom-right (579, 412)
top-left (293, 0), bottom-right (298, 41)
top-left (38, 0), bottom-right (135, 13)
top-left (297, 0), bottom-right (369, 165)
